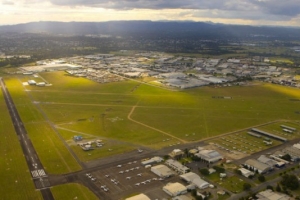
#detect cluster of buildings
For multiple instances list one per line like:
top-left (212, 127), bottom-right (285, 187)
top-left (19, 51), bottom-right (300, 89)
top-left (139, 147), bottom-right (224, 198)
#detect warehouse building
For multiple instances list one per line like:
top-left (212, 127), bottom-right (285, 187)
top-left (195, 149), bottom-right (223, 163)
top-left (151, 164), bottom-right (175, 178)
top-left (163, 182), bottom-right (187, 197)
top-left (244, 159), bottom-right (271, 174)
top-left (180, 172), bottom-right (210, 189)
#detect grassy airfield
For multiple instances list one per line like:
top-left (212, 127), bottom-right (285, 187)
top-left (4, 71), bottom-right (300, 163)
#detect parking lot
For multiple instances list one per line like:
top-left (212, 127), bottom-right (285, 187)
top-left (82, 160), bottom-right (174, 199)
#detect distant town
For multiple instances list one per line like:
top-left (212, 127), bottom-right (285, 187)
top-left (12, 51), bottom-right (300, 90)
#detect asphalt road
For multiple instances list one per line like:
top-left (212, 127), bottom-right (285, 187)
top-left (0, 78), bottom-right (54, 200)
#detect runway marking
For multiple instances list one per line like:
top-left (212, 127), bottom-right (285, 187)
top-left (31, 169), bottom-right (46, 178)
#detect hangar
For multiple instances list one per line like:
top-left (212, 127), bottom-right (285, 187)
top-left (125, 193), bottom-right (151, 200)
top-left (180, 172), bottom-right (210, 189)
top-left (151, 165), bottom-right (175, 178)
top-left (195, 149), bottom-right (223, 163)
top-left (244, 159), bottom-right (271, 174)
top-left (163, 182), bottom-right (187, 197)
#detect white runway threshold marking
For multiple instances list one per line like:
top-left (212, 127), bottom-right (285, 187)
top-left (31, 169), bottom-right (46, 178)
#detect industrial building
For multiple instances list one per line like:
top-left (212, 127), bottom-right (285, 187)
top-left (125, 193), bottom-right (151, 200)
top-left (151, 164), bottom-right (175, 178)
top-left (195, 149), bottom-right (223, 163)
top-left (244, 159), bottom-right (271, 174)
top-left (180, 172), bottom-right (210, 189)
top-left (256, 189), bottom-right (291, 200)
top-left (21, 63), bottom-right (82, 72)
top-left (165, 159), bottom-right (189, 174)
top-left (163, 182), bottom-right (187, 197)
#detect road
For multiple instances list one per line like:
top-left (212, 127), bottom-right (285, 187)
top-left (0, 77), bottom-right (54, 200)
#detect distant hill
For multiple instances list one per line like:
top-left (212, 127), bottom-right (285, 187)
top-left (0, 21), bottom-right (300, 40)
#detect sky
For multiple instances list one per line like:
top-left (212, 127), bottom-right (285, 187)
top-left (1, 0), bottom-right (300, 26)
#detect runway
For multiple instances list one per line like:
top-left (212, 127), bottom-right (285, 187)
top-left (0, 77), bottom-right (54, 200)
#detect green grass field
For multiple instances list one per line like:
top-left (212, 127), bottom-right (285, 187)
top-left (51, 183), bottom-right (99, 200)
top-left (0, 87), bottom-right (42, 200)
top-left (207, 173), bottom-right (249, 193)
top-left (4, 71), bottom-right (300, 162)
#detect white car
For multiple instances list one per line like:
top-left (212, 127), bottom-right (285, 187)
top-left (126, 177), bottom-right (131, 180)
top-left (117, 165), bottom-right (122, 168)
top-left (119, 171), bottom-right (124, 174)
top-left (135, 183), bottom-right (140, 186)
top-left (137, 173), bottom-right (142, 176)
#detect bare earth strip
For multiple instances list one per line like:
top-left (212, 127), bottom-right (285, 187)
top-left (127, 105), bottom-right (187, 143)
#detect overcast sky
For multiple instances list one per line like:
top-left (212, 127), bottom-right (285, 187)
top-left (1, 0), bottom-right (300, 26)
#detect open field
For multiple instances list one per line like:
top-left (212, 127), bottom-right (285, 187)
top-left (51, 183), bottom-right (99, 200)
top-left (4, 77), bottom-right (82, 174)
top-left (207, 173), bottom-right (250, 193)
top-left (0, 88), bottom-right (42, 200)
top-left (4, 71), bottom-right (300, 163)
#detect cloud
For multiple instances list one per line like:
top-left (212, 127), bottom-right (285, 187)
top-left (1, 0), bottom-right (14, 5)
top-left (251, 0), bottom-right (300, 16)
top-left (48, 0), bottom-right (300, 18)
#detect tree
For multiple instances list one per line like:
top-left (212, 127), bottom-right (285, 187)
top-left (234, 169), bottom-right (242, 175)
top-left (191, 189), bottom-right (197, 197)
top-left (266, 185), bottom-right (274, 191)
top-left (199, 168), bottom-right (210, 176)
top-left (281, 154), bottom-right (292, 162)
top-left (196, 196), bottom-right (203, 200)
top-left (213, 165), bottom-right (225, 173)
top-left (281, 174), bottom-right (299, 190)
top-left (276, 184), bottom-right (282, 192)
top-left (243, 183), bottom-right (251, 191)
top-left (258, 175), bottom-right (266, 182)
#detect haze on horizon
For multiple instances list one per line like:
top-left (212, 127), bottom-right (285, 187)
top-left (0, 0), bottom-right (300, 27)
